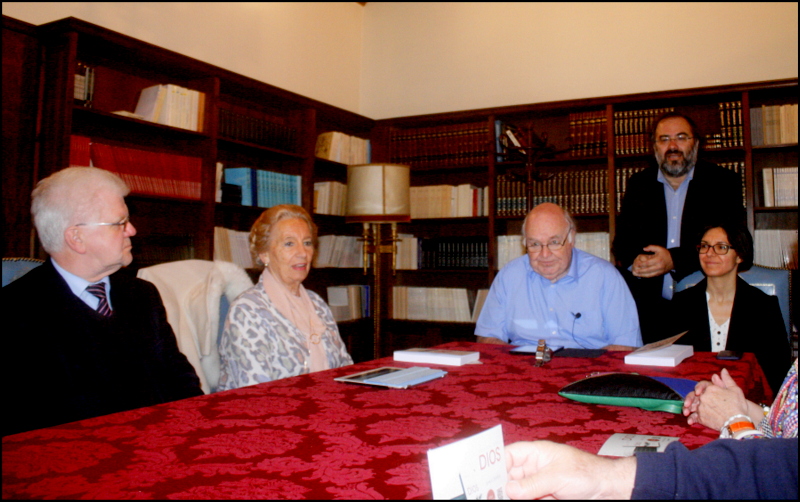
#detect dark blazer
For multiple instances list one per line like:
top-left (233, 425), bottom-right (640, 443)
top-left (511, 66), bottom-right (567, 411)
top-left (2, 259), bottom-right (202, 436)
top-left (612, 160), bottom-right (745, 300)
top-left (669, 277), bottom-right (790, 395)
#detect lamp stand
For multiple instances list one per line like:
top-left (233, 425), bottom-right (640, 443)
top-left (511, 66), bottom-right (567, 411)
top-left (361, 222), bottom-right (400, 359)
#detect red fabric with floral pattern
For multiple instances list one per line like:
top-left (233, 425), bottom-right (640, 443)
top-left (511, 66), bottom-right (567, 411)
top-left (2, 342), bottom-right (771, 499)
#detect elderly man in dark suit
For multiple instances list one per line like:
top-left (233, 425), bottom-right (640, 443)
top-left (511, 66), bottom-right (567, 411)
top-left (3, 167), bottom-right (202, 436)
top-left (612, 112), bottom-right (745, 342)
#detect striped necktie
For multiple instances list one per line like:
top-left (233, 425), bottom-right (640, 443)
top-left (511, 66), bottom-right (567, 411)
top-left (86, 282), bottom-right (112, 316)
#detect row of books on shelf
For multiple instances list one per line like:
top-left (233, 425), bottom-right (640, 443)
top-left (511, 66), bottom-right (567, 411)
top-left (222, 166), bottom-right (301, 208)
top-left (390, 121), bottom-right (489, 169)
top-left (751, 104), bottom-right (798, 146)
top-left (313, 181), bottom-right (348, 216)
top-left (218, 107), bottom-right (298, 152)
top-left (717, 161), bottom-right (747, 209)
top-left (315, 131), bottom-right (371, 165)
top-left (132, 84), bottom-right (206, 133)
top-left (496, 232), bottom-right (611, 270)
top-left (314, 234), bottom-right (487, 271)
top-left (496, 169), bottom-right (609, 217)
top-left (753, 229), bottom-right (798, 269)
top-left (393, 286), bottom-right (489, 323)
top-left (412, 237), bottom-right (489, 270)
top-left (613, 166), bottom-right (648, 212)
top-left (410, 184), bottom-right (489, 219)
top-left (218, 228), bottom-right (792, 277)
top-left (213, 227), bottom-right (256, 269)
top-left (314, 235), bottom-right (366, 269)
top-left (70, 135), bottom-right (202, 200)
top-left (568, 110), bottom-right (607, 157)
top-left (614, 107), bottom-right (674, 155)
top-left (381, 100), bottom-right (790, 170)
top-left (705, 101), bottom-right (744, 149)
top-left (393, 232), bottom-right (609, 271)
top-left (73, 62), bottom-right (95, 104)
top-left (326, 285), bottom-right (370, 322)
top-left (761, 167), bottom-right (797, 207)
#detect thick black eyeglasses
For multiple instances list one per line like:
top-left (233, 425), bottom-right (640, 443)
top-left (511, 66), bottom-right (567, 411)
top-left (697, 242), bottom-right (732, 255)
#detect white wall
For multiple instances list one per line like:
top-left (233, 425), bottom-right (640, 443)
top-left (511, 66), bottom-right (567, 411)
top-left (2, 2), bottom-right (365, 114)
top-left (361, 2), bottom-right (799, 118)
top-left (3, 2), bottom-right (798, 120)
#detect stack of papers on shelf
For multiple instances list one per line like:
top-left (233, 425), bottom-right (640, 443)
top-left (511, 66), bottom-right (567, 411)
top-left (394, 348), bottom-right (480, 366)
top-left (624, 332), bottom-right (693, 367)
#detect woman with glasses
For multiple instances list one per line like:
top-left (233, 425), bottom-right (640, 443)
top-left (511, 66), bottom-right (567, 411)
top-left (667, 221), bottom-right (790, 394)
top-left (217, 205), bottom-right (353, 390)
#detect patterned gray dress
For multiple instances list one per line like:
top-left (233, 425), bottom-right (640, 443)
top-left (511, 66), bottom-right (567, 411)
top-left (217, 280), bottom-right (353, 390)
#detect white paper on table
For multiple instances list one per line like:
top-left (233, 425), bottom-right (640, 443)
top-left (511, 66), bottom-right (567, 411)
top-left (427, 424), bottom-right (508, 500)
top-left (597, 433), bottom-right (681, 457)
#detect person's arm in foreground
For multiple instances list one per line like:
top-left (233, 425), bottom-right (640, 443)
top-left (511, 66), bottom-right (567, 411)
top-left (505, 438), bottom-right (798, 500)
top-left (505, 441), bottom-right (635, 500)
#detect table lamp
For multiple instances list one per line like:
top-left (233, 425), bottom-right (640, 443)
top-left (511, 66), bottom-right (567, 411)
top-left (346, 163), bottom-right (411, 358)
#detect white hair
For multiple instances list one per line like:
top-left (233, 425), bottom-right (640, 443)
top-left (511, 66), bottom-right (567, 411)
top-left (31, 167), bottom-right (129, 254)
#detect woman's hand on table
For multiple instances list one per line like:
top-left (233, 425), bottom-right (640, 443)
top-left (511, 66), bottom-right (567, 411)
top-left (682, 368), bottom-right (762, 430)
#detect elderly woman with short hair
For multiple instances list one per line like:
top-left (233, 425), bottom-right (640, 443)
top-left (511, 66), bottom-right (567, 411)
top-left (218, 204), bottom-right (352, 390)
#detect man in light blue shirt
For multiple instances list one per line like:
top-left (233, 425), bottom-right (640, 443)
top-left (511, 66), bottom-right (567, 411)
top-left (476, 203), bottom-right (641, 349)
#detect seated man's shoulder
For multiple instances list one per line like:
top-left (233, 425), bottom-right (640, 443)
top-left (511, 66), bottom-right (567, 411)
top-left (498, 254), bottom-right (529, 274)
top-left (2, 261), bottom-right (52, 298)
top-left (576, 249), bottom-right (618, 273)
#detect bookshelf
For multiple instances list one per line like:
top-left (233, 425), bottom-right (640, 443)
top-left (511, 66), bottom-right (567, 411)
top-left (11, 16), bottom-right (376, 361)
top-left (373, 80), bottom-right (798, 355)
top-left (4, 15), bottom-right (796, 358)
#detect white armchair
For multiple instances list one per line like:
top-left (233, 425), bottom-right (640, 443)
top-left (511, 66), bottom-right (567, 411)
top-left (138, 260), bottom-right (253, 393)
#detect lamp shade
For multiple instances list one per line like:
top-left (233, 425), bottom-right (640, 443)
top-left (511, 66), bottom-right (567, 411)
top-left (346, 163), bottom-right (411, 223)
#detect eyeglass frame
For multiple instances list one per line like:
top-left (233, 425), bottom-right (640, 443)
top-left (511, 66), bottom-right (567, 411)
top-left (525, 227), bottom-right (573, 254)
top-left (655, 133), bottom-right (693, 145)
top-left (74, 216), bottom-right (132, 229)
top-left (696, 242), bottom-right (734, 255)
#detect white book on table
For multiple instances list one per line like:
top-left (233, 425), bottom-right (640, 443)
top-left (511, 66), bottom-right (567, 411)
top-left (624, 344), bottom-right (693, 367)
top-left (394, 348), bottom-right (480, 366)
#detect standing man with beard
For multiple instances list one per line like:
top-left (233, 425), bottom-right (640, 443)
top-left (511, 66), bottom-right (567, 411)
top-left (612, 112), bottom-right (744, 342)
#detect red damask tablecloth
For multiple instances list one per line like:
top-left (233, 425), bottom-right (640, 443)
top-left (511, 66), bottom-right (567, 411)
top-left (2, 342), bottom-right (771, 499)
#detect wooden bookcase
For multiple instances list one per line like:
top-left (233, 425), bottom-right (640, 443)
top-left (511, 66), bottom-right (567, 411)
top-left (17, 16), bottom-right (376, 361)
top-left (4, 15), bottom-right (796, 358)
top-left (373, 80), bottom-right (797, 355)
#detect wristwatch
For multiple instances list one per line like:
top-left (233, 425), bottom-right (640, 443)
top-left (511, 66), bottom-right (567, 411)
top-left (720, 414), bottom-right (756, 438)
